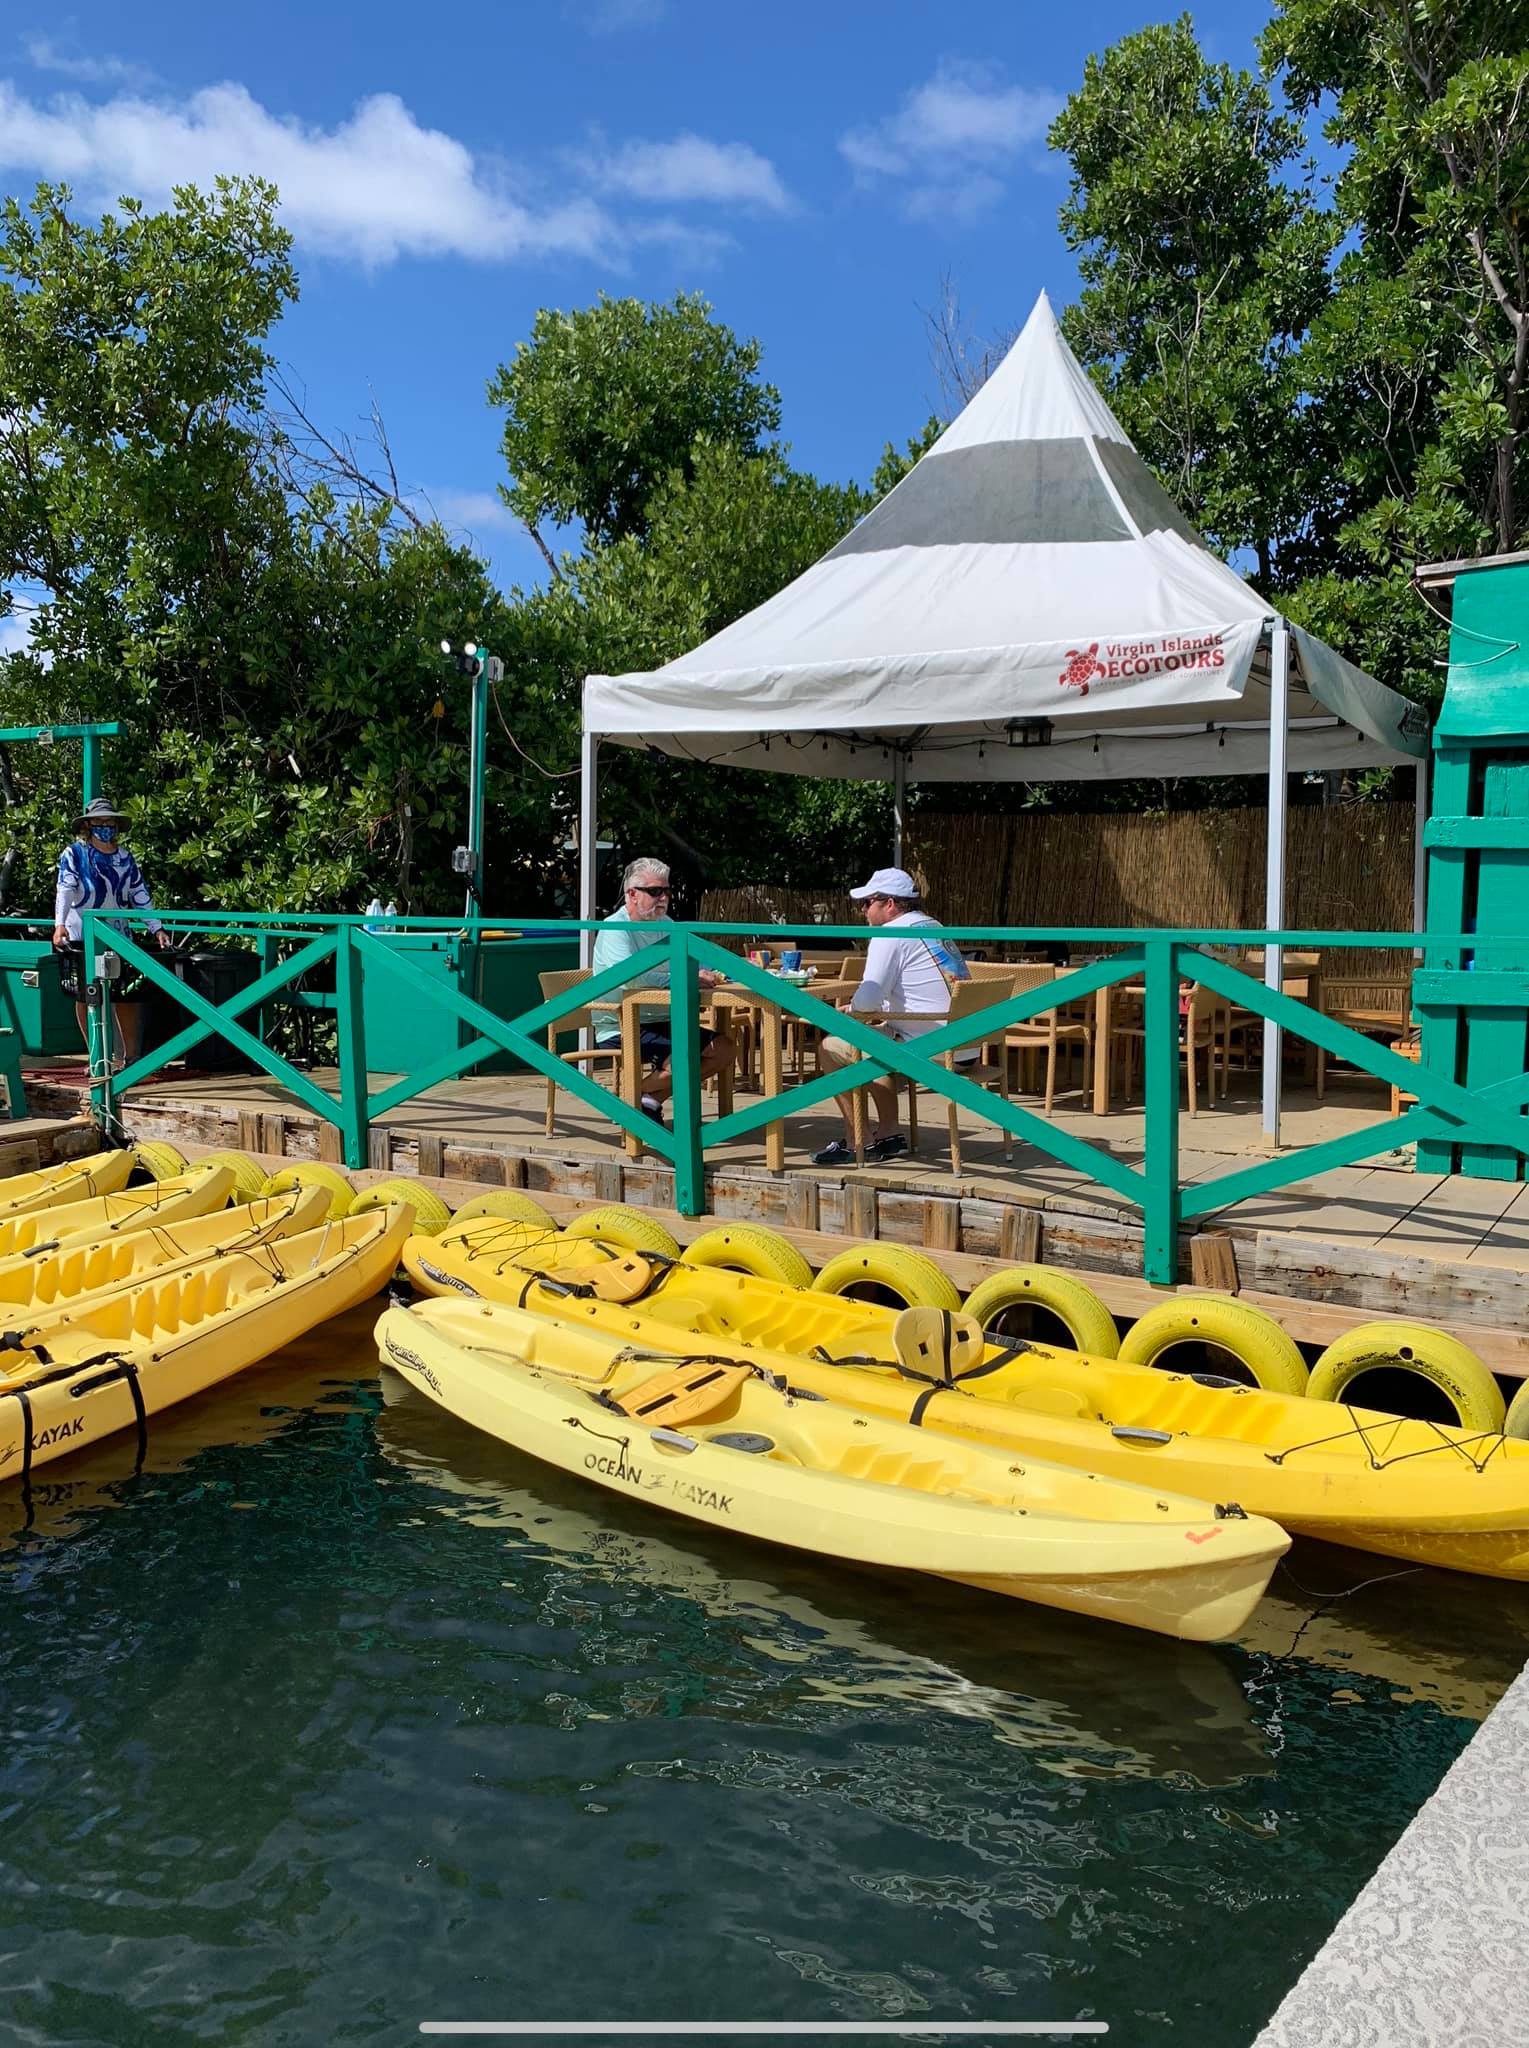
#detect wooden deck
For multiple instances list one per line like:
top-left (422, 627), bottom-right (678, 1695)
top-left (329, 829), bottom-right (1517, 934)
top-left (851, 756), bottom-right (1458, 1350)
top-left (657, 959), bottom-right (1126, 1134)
top-left (27, 1051), bottom-right (1529, 1371)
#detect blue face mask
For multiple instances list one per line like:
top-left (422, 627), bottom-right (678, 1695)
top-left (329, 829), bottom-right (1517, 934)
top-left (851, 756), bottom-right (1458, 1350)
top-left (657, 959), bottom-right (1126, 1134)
top-left (88, 827), bottom-right (118, 847)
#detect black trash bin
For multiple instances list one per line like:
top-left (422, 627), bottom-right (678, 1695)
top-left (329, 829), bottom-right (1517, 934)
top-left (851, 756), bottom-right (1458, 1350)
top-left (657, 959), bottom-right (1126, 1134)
top-left (153, 948), bottom-right (264, 1073)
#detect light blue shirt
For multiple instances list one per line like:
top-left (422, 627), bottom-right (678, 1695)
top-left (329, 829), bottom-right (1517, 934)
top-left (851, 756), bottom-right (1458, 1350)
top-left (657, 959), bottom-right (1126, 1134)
top-left (590, 908), bottom-right (671, 1043)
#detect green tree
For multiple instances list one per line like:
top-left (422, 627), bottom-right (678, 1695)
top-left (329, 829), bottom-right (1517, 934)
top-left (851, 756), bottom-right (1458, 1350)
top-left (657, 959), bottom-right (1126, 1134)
top-left (488, 291), bottom-right (782, 558)
top-left (489, 293), bottom-right (904, 903)
top-left (0, 179), bottom-right (521, 917)
top-left (1050, 14), bottom-right (1337, 584)
top-left (1266, 0), bottom-right (1529, 563)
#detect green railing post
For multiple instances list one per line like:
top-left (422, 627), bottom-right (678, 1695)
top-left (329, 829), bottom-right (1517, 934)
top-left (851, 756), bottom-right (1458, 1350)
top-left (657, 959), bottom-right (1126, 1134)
top-left (667, 928), bottom-right (705, 1215)
top-left (333, 921), bottom-right (370, 1168)
top-left (1142, 936), bottom-right (1181, 1285)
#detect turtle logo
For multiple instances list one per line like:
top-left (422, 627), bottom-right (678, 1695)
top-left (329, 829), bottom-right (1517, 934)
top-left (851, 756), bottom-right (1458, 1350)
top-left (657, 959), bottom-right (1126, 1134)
top-left (1060, 644), bottom-right (1105, 695)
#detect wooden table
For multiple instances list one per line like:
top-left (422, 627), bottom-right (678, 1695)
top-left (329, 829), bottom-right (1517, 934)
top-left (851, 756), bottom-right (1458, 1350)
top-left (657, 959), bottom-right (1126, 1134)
top-left (617, 983), bottom-right (784, 1170)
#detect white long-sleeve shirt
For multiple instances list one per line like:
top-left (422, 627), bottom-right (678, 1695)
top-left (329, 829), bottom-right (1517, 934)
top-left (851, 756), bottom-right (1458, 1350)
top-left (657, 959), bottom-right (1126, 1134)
top-left (54, 840), bottom-right (161, 941)
top-left (850, 912), bottom-right (968, 1039)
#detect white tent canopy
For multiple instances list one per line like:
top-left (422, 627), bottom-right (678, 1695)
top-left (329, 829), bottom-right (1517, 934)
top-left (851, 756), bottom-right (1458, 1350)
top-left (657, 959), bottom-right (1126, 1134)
top-left (579, 291), bottom-right (1430, 1140)
top-left (584, 293), bottom-right (1428, 785)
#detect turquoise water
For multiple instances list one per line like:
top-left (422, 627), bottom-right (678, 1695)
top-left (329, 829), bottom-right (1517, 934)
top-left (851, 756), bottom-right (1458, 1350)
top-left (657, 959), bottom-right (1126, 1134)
top-left (2, 1303), bottom-right (1526, 2048)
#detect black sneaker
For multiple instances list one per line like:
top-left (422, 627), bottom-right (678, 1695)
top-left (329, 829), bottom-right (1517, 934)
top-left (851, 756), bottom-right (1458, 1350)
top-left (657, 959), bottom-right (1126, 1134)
top-left (866, 1132), bottom-right (908, 1163)
top-left (639, 1094), bottom-right (667, 1127)
top-left (812, 1137), bottom-right (855, 1165)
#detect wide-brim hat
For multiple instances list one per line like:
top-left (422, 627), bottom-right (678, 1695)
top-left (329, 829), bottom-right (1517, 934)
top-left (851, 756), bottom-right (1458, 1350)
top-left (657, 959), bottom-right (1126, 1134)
top-left (75, 796), bottom-right (129, 833)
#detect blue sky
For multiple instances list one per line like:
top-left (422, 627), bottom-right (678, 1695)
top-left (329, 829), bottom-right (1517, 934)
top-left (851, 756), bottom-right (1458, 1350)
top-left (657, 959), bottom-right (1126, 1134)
top-left (1, 2), bottom-right (1275, 599)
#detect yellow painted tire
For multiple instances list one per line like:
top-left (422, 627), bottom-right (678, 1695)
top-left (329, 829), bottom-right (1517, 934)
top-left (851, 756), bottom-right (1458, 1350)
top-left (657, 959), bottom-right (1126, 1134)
top-left (1119, 1297), bottom-right (1309, 1396)
top-left (563, 1206), bottom-right (681, 1259)
top-left (192, 1150), bottom-right (270, 1203)
top-left (961, 1267), bottom-right (1120, 1358)
top-left (682, 1224), bottom-right (814, 1290)
top-left (449, 1190), bottom-right (557, 1231)
top-left (351, 1178), bottom-right (454, 1235)
top-left (130, 1140), bottom-right (187, 1182)
top-left (1308, 1322), bottom-right (1506, 1433)
top-left (260, 1162), bottom-right (356, 1221)
top-left (1505, 1378), bottom-right (1529, 1441)
top-left (811, 1244), bottom-right (963, 1313)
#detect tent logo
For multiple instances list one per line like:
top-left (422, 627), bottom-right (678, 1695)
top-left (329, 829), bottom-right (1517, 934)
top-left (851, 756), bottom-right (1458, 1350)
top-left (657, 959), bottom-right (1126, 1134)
top-left (1060, 644), bottom-right (1106, 695)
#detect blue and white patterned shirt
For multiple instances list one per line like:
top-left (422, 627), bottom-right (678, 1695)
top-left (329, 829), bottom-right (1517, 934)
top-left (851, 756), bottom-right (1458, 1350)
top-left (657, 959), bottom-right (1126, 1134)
top-left (54, 840), bottom-right (161, 941)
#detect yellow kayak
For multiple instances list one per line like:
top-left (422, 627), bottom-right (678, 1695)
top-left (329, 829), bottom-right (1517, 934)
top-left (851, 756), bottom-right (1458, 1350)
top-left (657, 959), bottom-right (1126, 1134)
top-left (407, 1221), bottom-right (1529, 1581)
top-left (0, 1149), bottom-right (135, 1218)
top-left (0, 1161), bottom-right (235, 1268)
top-left (0, 1204), bottom-right (412, 1480)
top-left (376, 1296), bottom-right (1289, 1643)
top-left (0, 1183), bottom-right (328, 1324)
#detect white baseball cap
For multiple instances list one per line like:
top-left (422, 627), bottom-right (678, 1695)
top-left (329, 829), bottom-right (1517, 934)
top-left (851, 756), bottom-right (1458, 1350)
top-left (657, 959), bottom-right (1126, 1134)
top-left (849, 867), bottom-right (919, 900)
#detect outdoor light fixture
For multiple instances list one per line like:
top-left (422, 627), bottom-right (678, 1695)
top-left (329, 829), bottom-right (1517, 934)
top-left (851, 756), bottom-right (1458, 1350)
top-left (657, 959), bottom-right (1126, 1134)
top-left (1006, 717), bottom-right (1053, 748)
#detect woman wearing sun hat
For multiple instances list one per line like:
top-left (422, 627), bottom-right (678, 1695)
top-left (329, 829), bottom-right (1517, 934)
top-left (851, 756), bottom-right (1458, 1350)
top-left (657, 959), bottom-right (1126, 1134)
top-left (51, 796), bottom-right (171, 1067)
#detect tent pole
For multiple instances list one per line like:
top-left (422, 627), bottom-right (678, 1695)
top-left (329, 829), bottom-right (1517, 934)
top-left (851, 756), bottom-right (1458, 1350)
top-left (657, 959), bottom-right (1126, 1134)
top-left (1262, 619), bottom-right (1290, 1145)
top-left (892, 751), bottom-right (907, 865)
top-left (1412, 754), bottom-right (1430, 951)
top-left (579, 729), bottom-right (599, 969)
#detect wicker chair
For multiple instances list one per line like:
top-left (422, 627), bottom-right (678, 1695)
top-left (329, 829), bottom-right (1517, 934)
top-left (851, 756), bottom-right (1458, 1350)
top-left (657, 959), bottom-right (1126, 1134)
top-left (1316, 977), bottom-right (1413, 1099)
top-left (1002, 964), bottom-right (1093, 1114)
top-left (537, 968), bottom-right (623, 1137)
top-left (1111, 981), bottom-right (1228, 1116)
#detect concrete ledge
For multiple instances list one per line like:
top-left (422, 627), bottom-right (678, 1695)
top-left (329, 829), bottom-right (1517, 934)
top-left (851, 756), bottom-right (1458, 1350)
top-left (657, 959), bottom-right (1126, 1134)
top-left (1255, 1658), bottom-right (1529, 2046)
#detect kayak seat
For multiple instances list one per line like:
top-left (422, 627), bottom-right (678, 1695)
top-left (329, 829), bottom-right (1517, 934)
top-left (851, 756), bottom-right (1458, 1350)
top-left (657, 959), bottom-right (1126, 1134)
top-left (608, 1360), bottom-right (751, 1428)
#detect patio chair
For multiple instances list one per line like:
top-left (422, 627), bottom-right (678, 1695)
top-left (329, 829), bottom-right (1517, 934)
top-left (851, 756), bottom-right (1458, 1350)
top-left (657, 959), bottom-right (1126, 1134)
top-left (1112, 981), bottom-right (1228, 1116)
top-left (537, 968), bottom-right (623, 1138)
top-left (1001, 965), bottom-right (1093, 1115)
top-left (1316, 977), bottom-right (1413, 1099)
top-left (847, 976), bottom-right (1017, 1175)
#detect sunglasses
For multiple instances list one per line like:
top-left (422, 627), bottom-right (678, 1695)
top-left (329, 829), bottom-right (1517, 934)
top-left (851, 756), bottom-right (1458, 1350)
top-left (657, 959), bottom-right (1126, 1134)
top-left (632, 884), bottom-right (671, 897)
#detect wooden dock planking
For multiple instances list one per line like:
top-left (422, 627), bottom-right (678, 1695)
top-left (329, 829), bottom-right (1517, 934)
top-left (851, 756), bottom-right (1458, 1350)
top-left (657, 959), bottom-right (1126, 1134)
top-left (45, 1061), bottom-right (1529, 1372)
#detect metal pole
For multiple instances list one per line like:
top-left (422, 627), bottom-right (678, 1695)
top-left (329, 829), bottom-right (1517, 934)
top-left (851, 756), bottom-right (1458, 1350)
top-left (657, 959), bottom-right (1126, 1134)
top-left (579, 728), bottom-right (599, 969)
top-left (81, 731), bottom-right (100, 806)
top-left (1412, 754), bottom-right (1430, 947)
top-left (1262, 618), bottom-right (1290, 1146)
top-left (892, 751), bottom-right (907, 865)
top-left (464, 655), bottom-right (489, 919)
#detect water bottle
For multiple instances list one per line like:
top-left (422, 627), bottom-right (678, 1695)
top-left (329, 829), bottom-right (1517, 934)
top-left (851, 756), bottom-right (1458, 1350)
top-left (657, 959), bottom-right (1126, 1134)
top-left (364, 897), bottom-right (383, 933)
top-left (383, 900), bottom-right (397, 934)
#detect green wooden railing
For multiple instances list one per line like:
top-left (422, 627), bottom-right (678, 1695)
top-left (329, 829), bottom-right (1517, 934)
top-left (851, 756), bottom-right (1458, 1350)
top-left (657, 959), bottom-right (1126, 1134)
top-left (72, 911), bottom-right (1529, 1285)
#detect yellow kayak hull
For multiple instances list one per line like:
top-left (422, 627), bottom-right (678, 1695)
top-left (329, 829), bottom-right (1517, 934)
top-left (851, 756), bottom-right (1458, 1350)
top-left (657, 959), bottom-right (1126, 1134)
top-left (0, 1149), bottom-right (135, 1218)
top-left (409, 1221), bottom-right (1529, 1581)
top-left (0, 1161), bottom-right (236, 1264)
top-left (0, 1183), bottom-right (329, 1326)
top-left (0, 1205), bottom-right (412, 1480)
top-left (376, 1297), bottom-right (1288, 1642)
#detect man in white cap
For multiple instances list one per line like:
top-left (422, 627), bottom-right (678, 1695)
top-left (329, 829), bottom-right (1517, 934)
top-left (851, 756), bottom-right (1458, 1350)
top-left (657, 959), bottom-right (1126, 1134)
top-left (812, 866), bottom-right (969, 1166)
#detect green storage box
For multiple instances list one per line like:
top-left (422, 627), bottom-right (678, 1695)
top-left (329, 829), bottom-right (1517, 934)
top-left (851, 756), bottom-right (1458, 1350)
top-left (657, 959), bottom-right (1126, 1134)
top-left (358, 930), bottom-right (579, 1077)
top-left (0, 937), bottom-right (87, 1055)
top-left (472, 933), bottom-right (581, 1074)
top-left (359, 931), bottom-right (472, 1074)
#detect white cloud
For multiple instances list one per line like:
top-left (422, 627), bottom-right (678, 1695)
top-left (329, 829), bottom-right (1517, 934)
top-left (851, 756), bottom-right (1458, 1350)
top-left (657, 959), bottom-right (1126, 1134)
top-left (587, 133), bottom-right (789, 213)
top-left (421, 488), bottom-right (518, 534)
top-left (841, 58), bottom-right (1060, 219)
top-left (0, 77), bottom-right (784, 269)
top-left (23, 34), bottom-right (155, 90)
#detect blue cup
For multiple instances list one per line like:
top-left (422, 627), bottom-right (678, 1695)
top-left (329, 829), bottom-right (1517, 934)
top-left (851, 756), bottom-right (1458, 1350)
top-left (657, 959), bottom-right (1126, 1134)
top-left (781, 949), bottom-right (802, 971)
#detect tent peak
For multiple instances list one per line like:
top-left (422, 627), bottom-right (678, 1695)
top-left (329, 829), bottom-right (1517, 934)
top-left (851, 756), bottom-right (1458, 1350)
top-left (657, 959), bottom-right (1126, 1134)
top-left (935, 288), bottom-right (1130, 456)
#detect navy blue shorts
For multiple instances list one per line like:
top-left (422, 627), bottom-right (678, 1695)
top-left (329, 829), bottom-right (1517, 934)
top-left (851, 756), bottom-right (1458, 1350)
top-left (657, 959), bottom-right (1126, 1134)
top-left (639, 1024), bottom-right (716, 1065)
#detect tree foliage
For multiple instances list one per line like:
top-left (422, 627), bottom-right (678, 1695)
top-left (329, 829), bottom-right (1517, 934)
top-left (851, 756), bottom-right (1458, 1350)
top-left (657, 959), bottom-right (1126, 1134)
top-left (0, 178), bottom-right (540, 917)
top-left (1052, 2), bottom-right (1529, 717)
top-left (488, 292), bottom-right (782, 551)
top-left (1050, 15), bottom-right (1336, 585)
